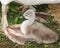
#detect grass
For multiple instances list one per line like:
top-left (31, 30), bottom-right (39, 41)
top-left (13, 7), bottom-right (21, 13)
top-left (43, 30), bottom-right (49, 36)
top-left (0, 2), bottom-right (60, 48)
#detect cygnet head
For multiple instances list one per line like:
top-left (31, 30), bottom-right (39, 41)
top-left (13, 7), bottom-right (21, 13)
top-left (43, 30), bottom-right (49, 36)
top-left (23, 9), bottom-right (36, 20)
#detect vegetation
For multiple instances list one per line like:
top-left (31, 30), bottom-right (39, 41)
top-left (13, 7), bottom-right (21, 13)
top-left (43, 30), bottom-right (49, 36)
top-left (0, 2), bottom-right (60, 48)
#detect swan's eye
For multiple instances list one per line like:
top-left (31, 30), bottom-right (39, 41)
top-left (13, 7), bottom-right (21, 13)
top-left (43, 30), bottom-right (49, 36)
top-left (26, 15), bottom-right (28, 16)
top-left (25, 15), bottom-right (29, 17)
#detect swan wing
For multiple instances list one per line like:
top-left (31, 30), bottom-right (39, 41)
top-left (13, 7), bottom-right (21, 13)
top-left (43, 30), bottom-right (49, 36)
top-left (30, 21), bottom-right (58, 43)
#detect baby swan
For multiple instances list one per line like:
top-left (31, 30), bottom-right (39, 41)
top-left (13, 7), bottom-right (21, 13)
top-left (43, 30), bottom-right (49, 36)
top-left (20, 9), bottom-right (59, 44)
top-left (20, 9), bottom-right (36, 35)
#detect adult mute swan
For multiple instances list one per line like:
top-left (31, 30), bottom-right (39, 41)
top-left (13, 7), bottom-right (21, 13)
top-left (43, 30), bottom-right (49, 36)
top-left (0, 0), bottom-right (60, 5)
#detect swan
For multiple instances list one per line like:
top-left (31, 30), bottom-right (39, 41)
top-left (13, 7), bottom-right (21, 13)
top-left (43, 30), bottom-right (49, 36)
top-left (19, 9), bottom-right (59, 43)
top-left (7, 9), bottom-right (58, 44)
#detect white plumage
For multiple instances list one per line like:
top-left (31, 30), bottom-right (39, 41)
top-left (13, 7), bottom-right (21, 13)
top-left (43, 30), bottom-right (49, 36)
top-left (0, 0), bottom-right (60, 5)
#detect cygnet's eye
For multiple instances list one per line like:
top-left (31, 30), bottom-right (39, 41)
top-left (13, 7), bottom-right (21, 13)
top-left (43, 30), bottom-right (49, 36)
top-left (25, 14), bottom-right (30, 17)
top-left (25, 15), bottom-right (28, 16)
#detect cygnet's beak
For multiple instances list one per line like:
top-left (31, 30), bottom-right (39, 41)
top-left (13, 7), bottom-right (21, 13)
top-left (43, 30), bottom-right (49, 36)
top-left (20, 16), bottom-right (25, 19)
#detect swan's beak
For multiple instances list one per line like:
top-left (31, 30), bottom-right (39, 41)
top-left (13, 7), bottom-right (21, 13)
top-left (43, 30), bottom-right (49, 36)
top-left (20, 16), bottom-right (25, 19)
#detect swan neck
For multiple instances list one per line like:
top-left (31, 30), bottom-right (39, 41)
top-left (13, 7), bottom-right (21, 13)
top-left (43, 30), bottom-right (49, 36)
top-left (21, 18), bottom-right (35, 35)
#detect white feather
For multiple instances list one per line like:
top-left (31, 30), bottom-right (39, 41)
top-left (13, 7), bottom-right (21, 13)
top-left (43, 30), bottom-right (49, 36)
top-left (0, 0), bottom-right (60, 5)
